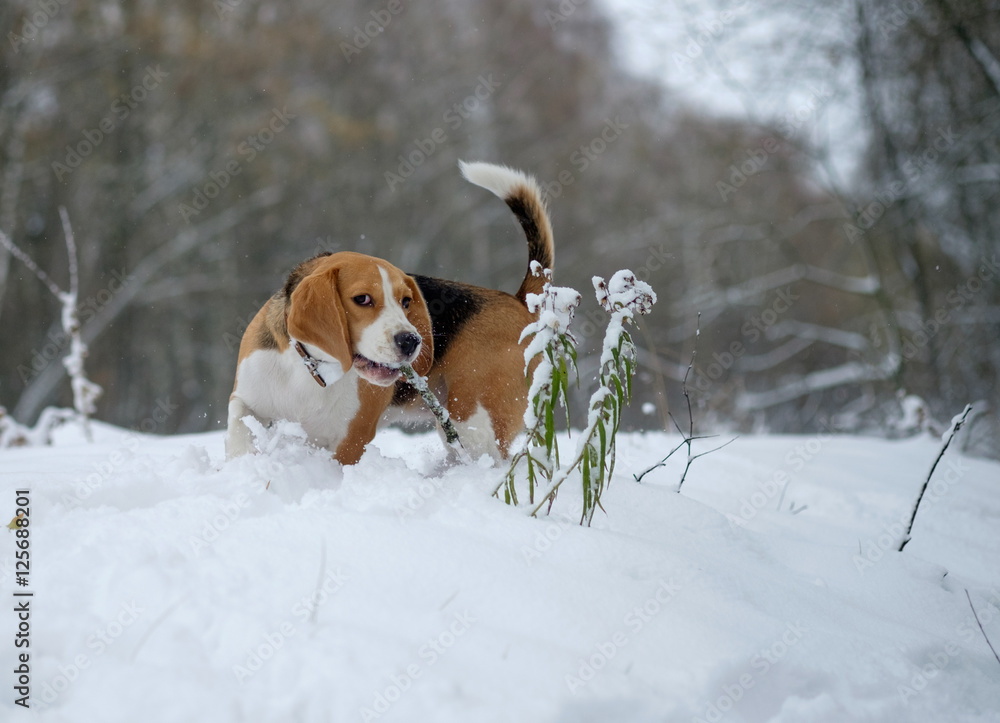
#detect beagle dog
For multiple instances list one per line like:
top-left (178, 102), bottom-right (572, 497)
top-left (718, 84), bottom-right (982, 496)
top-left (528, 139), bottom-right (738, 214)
top-left (226, 161), bottom-right (554, 464)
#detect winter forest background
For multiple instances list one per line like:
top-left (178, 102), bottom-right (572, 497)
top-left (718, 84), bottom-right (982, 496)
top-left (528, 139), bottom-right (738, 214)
top-left (1, 0), bottom-right (999, 452)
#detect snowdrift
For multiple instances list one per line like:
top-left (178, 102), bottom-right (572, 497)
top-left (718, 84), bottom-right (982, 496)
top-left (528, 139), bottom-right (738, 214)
top-left (1, 423), bottom-right (998, 722)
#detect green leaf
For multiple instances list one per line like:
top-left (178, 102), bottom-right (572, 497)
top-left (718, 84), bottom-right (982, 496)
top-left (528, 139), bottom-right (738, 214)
top-left (598, 423), bottom-right (607, 477)
top-left (544, 401), bottom-right (555, 456)
top-left (611, 374), bottom-right (624, 402)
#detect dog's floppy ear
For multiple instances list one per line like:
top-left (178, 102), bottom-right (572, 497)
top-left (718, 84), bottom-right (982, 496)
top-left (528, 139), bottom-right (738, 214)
top-left (286, 267), bottom-right (354, 377)
top-left (405, 276), bottom-right (434, 377)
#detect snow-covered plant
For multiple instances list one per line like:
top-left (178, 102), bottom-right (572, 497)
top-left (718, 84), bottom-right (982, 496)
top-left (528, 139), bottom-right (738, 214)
top-left (501, 266), bottom-right (657, 525)
top-left (499, 262), bottom-right (581, 506)
top-left (1, 406), bottom-right (78, 448)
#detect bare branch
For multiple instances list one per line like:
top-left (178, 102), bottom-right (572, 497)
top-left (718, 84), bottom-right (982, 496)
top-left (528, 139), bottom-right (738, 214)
top-left (13, 185), bottom-right (284, 422)
top-left (899, 404), bottom-right (973, 551)
top-left (690, 435), bottom-right (740, 462)
top-left (0, 228), bottom-right (65, 300)
top-left (59, 206), bottom-right (79, 300)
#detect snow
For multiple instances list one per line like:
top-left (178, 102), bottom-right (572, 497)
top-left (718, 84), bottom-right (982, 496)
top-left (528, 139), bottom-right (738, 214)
top-left (593, 270), bottom-right (656, 372)
top-left (2, 423), bottom-right (999, 722)
top-left (594, 269), bottom-right (657, 318)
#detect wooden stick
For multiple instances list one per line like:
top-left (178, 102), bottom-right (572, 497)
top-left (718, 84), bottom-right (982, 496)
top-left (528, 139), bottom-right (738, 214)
top-left (400, 364), bottom-right (470, 462)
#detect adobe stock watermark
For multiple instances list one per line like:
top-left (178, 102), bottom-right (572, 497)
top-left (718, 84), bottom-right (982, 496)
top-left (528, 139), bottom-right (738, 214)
top-left (693, 621), bottom-right (808, 722)
top-left (17, 268), bottom-right (135, 385)
top-left (538, 115), bottom-right (630, 204)
top-left (190, 448), bottom-right (298, 553)
top-left (384, 74), bottom-right (502, 191)
top-left (52, 66), bottom-right (170, 181)
top-left (565, 578), bottom-right (685, 693)
top-left (31, 600), bottom-right (145, 710)
top-left (57, 396), bottom-right (180, 509)
top-left (222, 297), bottom-right (272, 353)
top-left (843, 126), bottom-right (959, 242)
top-left (897, 588), bottom-right (1000, 705)
top-left (178, 105), bottom-right (296, 222)
top-left (395, 476), bottom-right (448, 522)
top-left (546, 0), bottom-right (589, 29)
top-left (214, 0), bottom-right (246, 20)
top-left (520, 517), bottom-right (574, 565)
top-left (7, 0), bottom-right (70, 53)
top-left (360, 610), bottom-right (476, 720)
top-left (572, 240), bottom-right (673, 340)
top-left (726, 424), bottom-right (831, 530)
top-left (556, 240), bottom-right (660, 344)
top-left (219, 237), bottom-right (341, 352)
top-left (877, 0), bottom-right (927, 41)
top-left (853, 457), bottom-right (969, 574)
top-left (671, 2), bottom-right (754, 73)
top-left (188, 493), bottom-right (252, 555)
top-left (340, 0), bottom-right (408, 62)
top-left (232, 568), bottom-right (350, 684)
top-left (691, 285), bottom-right (800, 396)
top-left (898, 255), bottom-right (999, 361)
top-left (717, 84), bottom-right (833, 202)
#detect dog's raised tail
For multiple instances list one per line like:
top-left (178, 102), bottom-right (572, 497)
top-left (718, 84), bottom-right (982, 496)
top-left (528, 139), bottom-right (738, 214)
top-left (460, 161), bottom-right (554, 303)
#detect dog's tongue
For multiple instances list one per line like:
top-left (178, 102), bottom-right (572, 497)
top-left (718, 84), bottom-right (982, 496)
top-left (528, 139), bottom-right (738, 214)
top-left (354, 356), bottom-right (401, 385)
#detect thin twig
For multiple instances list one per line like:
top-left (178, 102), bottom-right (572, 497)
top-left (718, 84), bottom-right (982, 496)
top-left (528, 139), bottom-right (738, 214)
top-left (128, 597), bottom-right (185, 663)
top-left (635, 313), bottom-right (734, 491)
top-left (899, 404), bottom-right (973, 551)
top-left (966, 589), bottom-right (1000, 668)
top-left (309, 542), bottom-right (327, 626)
top-left (59, 206), bottom-right (79, 299)
top-left (633, 434), bottom-right (718, 483)
top-left (684, 313), bottom-right (699, 441)
top-left (689, 435), bottom-right (739, 462)
top-left (0, 228), bottom-right (65, 299)
top-left (676, 313), bottom-right (700, 492)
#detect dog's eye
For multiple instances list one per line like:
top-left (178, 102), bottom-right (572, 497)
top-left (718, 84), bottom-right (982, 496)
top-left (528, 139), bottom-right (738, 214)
top-left (401, 297), bottom-right (411, 310)
top-left (353, 294), bottom-right (374, 307)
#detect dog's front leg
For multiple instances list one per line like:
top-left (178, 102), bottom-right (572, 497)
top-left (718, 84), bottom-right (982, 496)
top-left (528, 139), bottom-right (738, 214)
top-left (226, 396), bottom-right (264, 459)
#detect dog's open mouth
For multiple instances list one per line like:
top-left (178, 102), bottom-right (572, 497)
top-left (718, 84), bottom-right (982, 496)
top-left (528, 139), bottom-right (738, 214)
top-left (353, 354), bottom-right (402, 386)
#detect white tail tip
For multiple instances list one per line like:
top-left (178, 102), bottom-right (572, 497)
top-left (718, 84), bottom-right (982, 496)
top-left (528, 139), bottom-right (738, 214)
top-left (459, 160), bottom-right (541, 201)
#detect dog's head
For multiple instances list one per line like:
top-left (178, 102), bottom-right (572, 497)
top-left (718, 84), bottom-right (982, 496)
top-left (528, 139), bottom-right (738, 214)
top-left (285, 252), bottom-right (433, 387)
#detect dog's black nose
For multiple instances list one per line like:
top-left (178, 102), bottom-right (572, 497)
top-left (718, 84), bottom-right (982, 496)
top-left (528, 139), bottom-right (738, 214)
top-left (395, 332), bottom-right (421, 359)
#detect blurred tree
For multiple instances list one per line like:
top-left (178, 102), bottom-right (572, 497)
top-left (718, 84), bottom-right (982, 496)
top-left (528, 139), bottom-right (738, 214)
top-left (0, 0), bottom-right (996, 448)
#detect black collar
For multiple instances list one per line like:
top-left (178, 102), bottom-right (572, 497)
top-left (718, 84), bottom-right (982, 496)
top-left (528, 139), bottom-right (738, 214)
top-left (293, 341), bottom-right (328, 388)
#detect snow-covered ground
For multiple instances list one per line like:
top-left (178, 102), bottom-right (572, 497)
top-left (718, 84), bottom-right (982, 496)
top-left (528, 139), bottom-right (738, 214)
top-left (1, 421), bottom-right (999, 722)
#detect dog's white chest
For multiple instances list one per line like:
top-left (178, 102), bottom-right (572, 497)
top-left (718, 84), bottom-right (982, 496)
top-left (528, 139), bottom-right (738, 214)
top-left (234, 347), bottom-right (360, 449)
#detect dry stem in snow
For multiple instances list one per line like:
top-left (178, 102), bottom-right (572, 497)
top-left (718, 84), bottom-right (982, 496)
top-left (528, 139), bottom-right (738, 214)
top-left (634, 312), bottom-right (737, 490)
top-left (898, 403), bottom-right (973, 551)
top-left (0, 208), bottom-right (102, 442)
